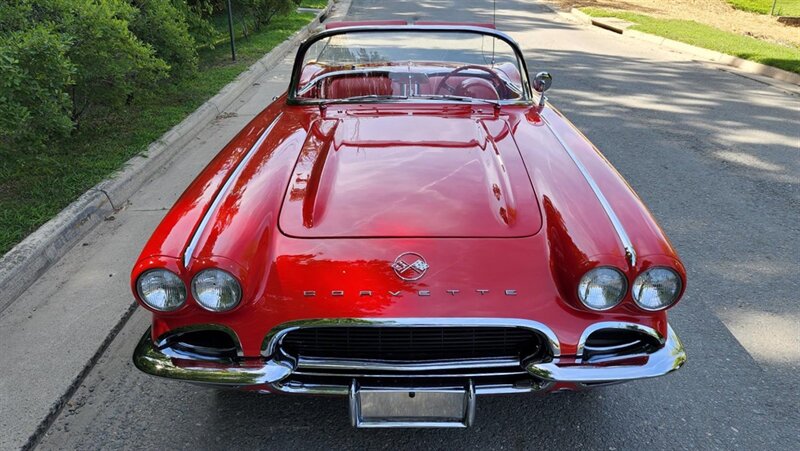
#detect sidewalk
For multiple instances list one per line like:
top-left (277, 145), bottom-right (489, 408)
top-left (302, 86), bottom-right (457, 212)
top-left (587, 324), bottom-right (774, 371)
top-left (0, 54), bottom-right (297, 451)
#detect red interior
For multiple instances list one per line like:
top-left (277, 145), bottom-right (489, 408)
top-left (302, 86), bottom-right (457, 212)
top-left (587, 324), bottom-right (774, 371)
top-left (316, 74), bottom-right (511, 100)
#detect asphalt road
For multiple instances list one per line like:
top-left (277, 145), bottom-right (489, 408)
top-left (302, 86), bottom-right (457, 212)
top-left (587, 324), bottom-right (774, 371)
top-left (37, 1), bottom-right (799, 449)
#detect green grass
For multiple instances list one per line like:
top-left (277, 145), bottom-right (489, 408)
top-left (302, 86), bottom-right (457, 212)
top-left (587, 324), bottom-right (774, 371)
top-left (726, 0), bottom-right (800, 16)
top-left (581, 8), bottom-right (800, 74)
top-left (0, 11), bottom-right (314, 255)
top-left (300, 0), bottom-right (328, 8)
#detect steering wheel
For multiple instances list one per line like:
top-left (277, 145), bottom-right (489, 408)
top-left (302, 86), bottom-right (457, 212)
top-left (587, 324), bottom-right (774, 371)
top-left (435, 65), bottom-right (504, 96)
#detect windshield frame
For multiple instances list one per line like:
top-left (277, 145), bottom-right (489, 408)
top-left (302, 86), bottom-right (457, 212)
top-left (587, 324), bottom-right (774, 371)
top-left (286, 25), bottom-right (534, 106)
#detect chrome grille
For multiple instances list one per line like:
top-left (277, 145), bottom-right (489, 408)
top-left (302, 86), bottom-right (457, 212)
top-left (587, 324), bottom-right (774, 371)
top-left (280, 326), bottom-right (544, 361)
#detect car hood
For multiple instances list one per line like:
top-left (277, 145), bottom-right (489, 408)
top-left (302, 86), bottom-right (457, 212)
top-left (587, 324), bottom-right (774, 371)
top-left (279, 114), bottom-right (542, 238)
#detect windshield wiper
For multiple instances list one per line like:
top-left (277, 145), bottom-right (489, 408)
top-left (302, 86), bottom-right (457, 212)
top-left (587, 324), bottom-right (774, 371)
top-left (414, 94), bottom-right (499, 106)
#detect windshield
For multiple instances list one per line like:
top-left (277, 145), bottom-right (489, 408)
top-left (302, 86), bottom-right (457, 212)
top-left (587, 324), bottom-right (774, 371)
top-left (290, 29), bottom-right (530, 104)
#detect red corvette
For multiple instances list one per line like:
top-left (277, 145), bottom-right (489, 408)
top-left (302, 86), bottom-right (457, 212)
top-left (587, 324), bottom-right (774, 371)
top-left (132, 22), bottom-right (686, 427)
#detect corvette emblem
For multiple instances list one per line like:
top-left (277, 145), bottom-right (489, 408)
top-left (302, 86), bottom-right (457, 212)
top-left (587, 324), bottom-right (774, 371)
top-left (392, 252), bottom-right (429, 281)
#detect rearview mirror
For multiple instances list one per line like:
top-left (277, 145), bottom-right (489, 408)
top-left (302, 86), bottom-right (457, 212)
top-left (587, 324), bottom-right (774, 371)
top-left (532, 72), bottom-right (552, 108)
top-left (532, 72), bottom-right (552, 93)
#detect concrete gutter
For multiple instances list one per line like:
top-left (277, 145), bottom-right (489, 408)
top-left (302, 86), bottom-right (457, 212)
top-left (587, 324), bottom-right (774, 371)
top-left (569, 8), bottom-right (800, 87)
top-left (0, 2), bottom-right (333, 315)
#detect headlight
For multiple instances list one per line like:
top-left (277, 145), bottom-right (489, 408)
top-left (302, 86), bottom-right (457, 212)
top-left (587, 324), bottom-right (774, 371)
top-left (192, 269), bottom-right (242, 312)
top-left (578, 267), bottom-right (627, 311)
top-left (632, 267), bottom-right (682, 311)
top-left (136, 269), bottom-right (186, 311)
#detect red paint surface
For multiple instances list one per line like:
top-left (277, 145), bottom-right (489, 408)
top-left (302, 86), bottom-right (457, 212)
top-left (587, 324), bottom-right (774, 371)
top-left (132, 100), bottom-right (684, 358)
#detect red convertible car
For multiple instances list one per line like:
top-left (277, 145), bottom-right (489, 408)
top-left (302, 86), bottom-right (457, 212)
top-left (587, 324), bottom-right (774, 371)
top-left (132, 22), bottom-right (686, 427)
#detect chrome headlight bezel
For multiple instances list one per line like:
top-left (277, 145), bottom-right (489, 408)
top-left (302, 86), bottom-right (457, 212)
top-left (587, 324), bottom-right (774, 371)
top-left (191, 269), bottom-right (242, 312)
top-left (632, 267), bottom-right (682, 311)
top-left (577, 266), bottom-right (628, 311)
top-left (135, 269), bottom-right (187, 312)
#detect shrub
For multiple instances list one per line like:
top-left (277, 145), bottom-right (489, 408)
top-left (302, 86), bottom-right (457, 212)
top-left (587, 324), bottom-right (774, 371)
top-left (25, 0), bottom-right (169, 123)
top-left (0, 25), bottom-right (75, 148)
top-left (131, 0), bottom-right (199, 76)
top-left (175, 0), bottom-right (218, 49)
top-left (235, 0), bottom-right (296, 31)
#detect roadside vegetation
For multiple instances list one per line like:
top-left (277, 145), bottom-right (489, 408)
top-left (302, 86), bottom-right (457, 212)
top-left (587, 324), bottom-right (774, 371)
top-left (726, 0), bottom-right (800, 16)
top-left (0, 0), bottom-right (317, 256)
top-left (555, 1), bottom-right (799, 49)
top-left (581, 7), bottom-right (800, 74)
top-left (300, 0), bottom-right (329, 8)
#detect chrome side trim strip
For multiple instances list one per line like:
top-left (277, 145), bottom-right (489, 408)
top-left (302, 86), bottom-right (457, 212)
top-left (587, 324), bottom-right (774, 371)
top-left (575, 321), bottom-right (665, 358)
top-left (183, 113), bottom-right (283, 268)
top-left (261, 317), bottom-right (561, 359)
top-left (542, 117), bottom-right (637, 267)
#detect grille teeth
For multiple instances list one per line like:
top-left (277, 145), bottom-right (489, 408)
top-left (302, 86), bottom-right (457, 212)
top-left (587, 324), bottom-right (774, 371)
top-left (280, 326), bottom-right (544, 361)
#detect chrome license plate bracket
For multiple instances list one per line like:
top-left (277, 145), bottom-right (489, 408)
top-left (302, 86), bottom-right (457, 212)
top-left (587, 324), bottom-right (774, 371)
top-left (348, 380), bottom-right (476, 428)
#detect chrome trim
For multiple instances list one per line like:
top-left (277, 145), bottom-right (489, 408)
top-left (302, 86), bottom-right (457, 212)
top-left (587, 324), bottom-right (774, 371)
top-left (135, 320), bottom-right (684, 390)
top-left (542, 116), bottom-right (637, 267)
top-left (584, 340), bottom-right (642, 353)
top-left (292, 369), bottom-right (528, 378)
top-left (296, 356), bottom-right (521, 372)
top-left (154, 323), bottom-right (245, 358)
top-left (269, 380), bottom-right (548, 396)
top-left (576, 321), bottom-right (665, 358)
top-left (348, 379), bottom-right (476, 428)
top-left (527, 325), bottom-right (685, 383)
top-left (133, 328), bottom-right (292, 386)
top-left (349, 380), bottom-right (358, 427)
top-left (288, 25), bottom-right (534, 105)
top-left (182, 114), bottom-right (282, 268)
top-left (261, 317), bottom-right (561, 359)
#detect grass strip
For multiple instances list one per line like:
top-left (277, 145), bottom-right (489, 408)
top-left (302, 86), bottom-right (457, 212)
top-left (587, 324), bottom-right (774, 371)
top-left (726, 0), bottom-right (800, 16)
top-left (581, 7), bottom-right (800, 74)
top-left (0, 11), bottom-right (314, 255)
top-left (300, 0), bottom-right (329, 8)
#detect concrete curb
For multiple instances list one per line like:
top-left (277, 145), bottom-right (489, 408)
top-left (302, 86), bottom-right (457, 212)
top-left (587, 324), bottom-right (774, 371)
top-left (569, 8), bottom-right (800, 87)
top-left (0, 1), bottom-right (333, 315)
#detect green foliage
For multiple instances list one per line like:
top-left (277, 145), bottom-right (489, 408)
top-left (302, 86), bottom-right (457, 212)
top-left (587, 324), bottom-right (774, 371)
top-left (234, 0), bottom-right (296, 31)
top-left (0, 10), bottom-right (315, 255)
top-left (0, 25), bottom-right (75, 148)
top-left (34, 0), bottom-right (170, 121)
top-left (581, 8), bottom-right (800, 74)
top-left (175, 0), bottom-right (218, 49)
top-left (131, 0), bottom-right (199, 76)
top-left (725, 0), bottom-right (800, 16)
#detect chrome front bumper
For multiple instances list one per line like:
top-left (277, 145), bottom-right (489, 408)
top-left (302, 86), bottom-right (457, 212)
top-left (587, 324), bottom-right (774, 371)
top-left (527, 325), bottom-right (686, 383)
top-left (133, 321), bottom-right (686, 390)
top-left (133, 331), bottom-right (293, 386)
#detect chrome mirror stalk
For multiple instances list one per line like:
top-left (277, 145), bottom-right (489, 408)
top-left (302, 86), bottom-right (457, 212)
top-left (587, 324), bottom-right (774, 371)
top-left (532, 71), bottom-right (553, 109)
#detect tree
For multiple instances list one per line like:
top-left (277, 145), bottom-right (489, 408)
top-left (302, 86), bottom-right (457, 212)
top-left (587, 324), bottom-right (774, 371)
top-left (130, 0), bottom-right (202, 76)
top-left (235, 0), bottom-right (295, 31)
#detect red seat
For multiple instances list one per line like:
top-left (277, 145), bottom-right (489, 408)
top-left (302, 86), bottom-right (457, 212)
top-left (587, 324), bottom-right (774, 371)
top-left (324, 76), bottom-right (393, 99)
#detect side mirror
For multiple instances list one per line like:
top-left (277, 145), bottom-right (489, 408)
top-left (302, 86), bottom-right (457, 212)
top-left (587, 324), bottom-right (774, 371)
top-left (532, 72), bottom-right (552, 108)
